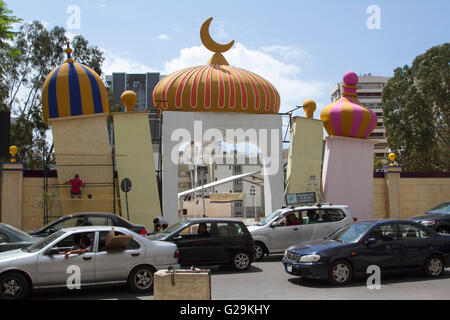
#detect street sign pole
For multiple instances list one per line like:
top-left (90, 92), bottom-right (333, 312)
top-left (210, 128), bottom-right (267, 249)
top-left (120, 178), bottom-right (132, 221)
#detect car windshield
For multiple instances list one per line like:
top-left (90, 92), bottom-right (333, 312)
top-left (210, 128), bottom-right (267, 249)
top-left (3, 224), bottom-right (33, 240)
top-left (25, 231), bottom-right (65, 253)
top-left (158, 220), bottom-right (189, 236)
top-left (428, 203), bottom-right (450, 214)
top-left (256, 210), bottom-right (283, 226)
top-left (327, 223), bottom-right (374, 243)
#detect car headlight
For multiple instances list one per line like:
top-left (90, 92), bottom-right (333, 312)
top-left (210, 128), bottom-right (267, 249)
top-left (299, 254), bottom-right (321, 262)
top-left (421, 220), bottom-right (436, 226)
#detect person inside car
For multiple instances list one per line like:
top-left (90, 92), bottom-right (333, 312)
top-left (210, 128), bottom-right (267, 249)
top-left (197, 223), bottom-right (210, 237)
top-left (305, 210), bottom-right (318, 224)
top-left (286, 213), bottom-right (299, 226)
top-left (64, 234), bottom-right (92, 259)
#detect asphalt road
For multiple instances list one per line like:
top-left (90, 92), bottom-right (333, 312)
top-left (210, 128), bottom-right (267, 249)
top-left (27, 255), bottom-right (450, 300)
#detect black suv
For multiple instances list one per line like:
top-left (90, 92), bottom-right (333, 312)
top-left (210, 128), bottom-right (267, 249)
top-left (411, 201), bottom-right (450, 234)
top-left (149, 218), bottom-right (256, 271)
top-left (27, 213), bottom-right (148, 237)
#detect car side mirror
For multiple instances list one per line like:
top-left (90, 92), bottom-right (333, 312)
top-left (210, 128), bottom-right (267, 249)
top-left (46, 247), bottom-right (60, 256)
top-left (47, 228), bottom-right (58, 235)
top-left (270, 222), bottom-right (278, 228)
top-left (365, 237), bottom-right (377, 246)
top-left (173, 235), bottom-right (182, 241)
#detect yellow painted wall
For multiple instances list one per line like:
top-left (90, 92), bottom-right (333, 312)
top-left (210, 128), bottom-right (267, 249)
top-left (372, 178), bottom-right (386, 219)
top-left (49, 114), bottom-right (115, 215)
top-left (21, 177), bottom-right (62, 231)
top-left (286, 117), bottom-right (323, 200)
top-left (112, 112), bottom-right (162, 229)
top-left (1, 163), bottom-right (23, 229)
top-left (399, 178), bottom-right (450, 218)
top-left (10, 175), bottom-right (450, 230)
top-left (372, 177), bottom-right (450, 219)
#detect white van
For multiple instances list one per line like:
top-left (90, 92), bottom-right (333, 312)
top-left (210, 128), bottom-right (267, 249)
top-left (247, 204), bottom-right (355, 260)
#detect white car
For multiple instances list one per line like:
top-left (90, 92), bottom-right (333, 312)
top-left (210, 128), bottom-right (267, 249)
top-left (248, 204), bottom-right (355, 260)
top-left (0, 226), bottom-right (179, 300)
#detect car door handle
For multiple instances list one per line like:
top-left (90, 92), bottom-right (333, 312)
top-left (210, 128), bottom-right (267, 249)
top-left (293, 228), bottom-right (299, 231)
top-left (83, 257), bottom-right (93, 261)
top-left (131, 253), bottom-right (140, 257)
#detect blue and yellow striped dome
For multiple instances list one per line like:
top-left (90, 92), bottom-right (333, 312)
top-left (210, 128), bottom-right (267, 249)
top-left (42, 42), bottom-right (109, 122)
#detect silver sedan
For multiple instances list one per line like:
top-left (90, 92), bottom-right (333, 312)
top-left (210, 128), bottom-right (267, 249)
top-left (0, 226), bottom-right (180, 300)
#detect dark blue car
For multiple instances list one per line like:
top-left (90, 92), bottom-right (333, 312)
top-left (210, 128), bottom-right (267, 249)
top-left (282, 220), bottom-right (450, 285)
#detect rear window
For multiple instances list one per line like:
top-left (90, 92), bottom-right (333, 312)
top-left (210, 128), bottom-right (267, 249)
top-left (322, 209), bottom-right (346, 222)
top-left (216, 222), bottom-right (247, 237)
top-left (98, 231), bottom-right (140, 250)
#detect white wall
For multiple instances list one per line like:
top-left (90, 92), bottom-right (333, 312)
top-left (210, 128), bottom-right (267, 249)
top-left (161, 111), bottom-right (283, 224)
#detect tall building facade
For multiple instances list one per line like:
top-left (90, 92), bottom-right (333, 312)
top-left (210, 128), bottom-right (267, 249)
top-left (330, 75), bottom-right (391, 158)
top-left (105, 72), bottom-right (165, 144)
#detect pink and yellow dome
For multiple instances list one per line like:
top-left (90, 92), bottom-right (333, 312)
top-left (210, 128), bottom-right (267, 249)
top-left (320, 71), bottom-right (377, 139)
top-left (152, 18), bottom-right (280, 114)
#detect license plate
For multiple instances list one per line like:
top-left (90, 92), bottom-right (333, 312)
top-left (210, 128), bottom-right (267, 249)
top-left (286, 264), bottom-right (293, 272)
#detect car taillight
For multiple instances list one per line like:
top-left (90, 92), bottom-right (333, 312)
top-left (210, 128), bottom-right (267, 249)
top-left (139, 228), bottom-right (147, 235)
top-left (353, 218), bottom-right (358, 222)
top-left (174, 250), bottom-right (179, 259)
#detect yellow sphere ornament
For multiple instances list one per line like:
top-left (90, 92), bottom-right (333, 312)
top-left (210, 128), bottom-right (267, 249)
top-left (9, 145), bottom-right (18, 163)
top-left (303, 99), bottom-right (317, 119)
top-left (121, 90), bottom-right (138, 112)
top-left (388, 153), bottom-right (396, 162)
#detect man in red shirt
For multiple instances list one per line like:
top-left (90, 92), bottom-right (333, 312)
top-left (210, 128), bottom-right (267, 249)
top-left (66, 174), bottom-right (84, 199)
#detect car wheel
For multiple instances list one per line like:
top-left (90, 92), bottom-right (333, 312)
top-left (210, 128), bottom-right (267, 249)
top-left (0, 272), bottom-right (29, 300)
top-left (127, 265), bottom-right (155, 293)
top-left (328, 260), bottom-right (352, 285)
top-left (254, 242), bottom-right (266, 261)
top-left (231, 251), bottom-right (251, 271)
top-left (424, 255), bottom-right (445, 277)
top-left (437, 227), bottom-right (450, 234)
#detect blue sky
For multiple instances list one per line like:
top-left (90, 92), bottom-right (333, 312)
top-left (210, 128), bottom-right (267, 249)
top-left (7, 0), bottom-right (450, 115)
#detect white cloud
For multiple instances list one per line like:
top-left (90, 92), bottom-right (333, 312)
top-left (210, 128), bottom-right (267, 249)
top-left (260, 45), bottom-right (309, 61)
top-left (157, 34), bottom-right (171, 40)
top-left (98, 2), bottom-right (107, 8)
top-left (100, 42), bottom-right (330, 115)
top-left (102, 49), bottom-right (156, 75)
top-left (163, 43), bottom-right (330, 114)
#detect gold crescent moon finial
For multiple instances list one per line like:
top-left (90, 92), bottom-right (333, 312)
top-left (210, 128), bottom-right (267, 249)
top-left (200, 17), bottom-right (234, 53)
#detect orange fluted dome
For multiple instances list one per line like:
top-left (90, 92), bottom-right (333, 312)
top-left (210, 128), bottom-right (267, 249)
top-left (152, 17), bottom-right (280, 114)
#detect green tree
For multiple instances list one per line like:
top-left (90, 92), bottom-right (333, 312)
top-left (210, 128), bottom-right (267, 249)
top-left (0, 0), bottom-right (21, 111)
top-left (383, 43), bottom-right (450, 172)
top-left (4, 21), bottom-right (106, 169)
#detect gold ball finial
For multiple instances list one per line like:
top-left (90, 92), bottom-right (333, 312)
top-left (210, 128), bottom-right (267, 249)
top-left (121, 91), bottom-right (138, 112)
top-left (388, 152), bottom-right (397, 166)
top-left (303, 99), bottom-right (317, 119)
top-left (65, 41), bottom-right (73, 59)
top-left (9, 145), bottom-right (18, 163)
top-left (388, 153), bottom-right (396, 162)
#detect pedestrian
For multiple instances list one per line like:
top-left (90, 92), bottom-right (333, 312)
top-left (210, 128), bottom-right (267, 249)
top-left (153, 216), bottom-right (169, 233)
top-left (66, 174), bottom-right (84, 199)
